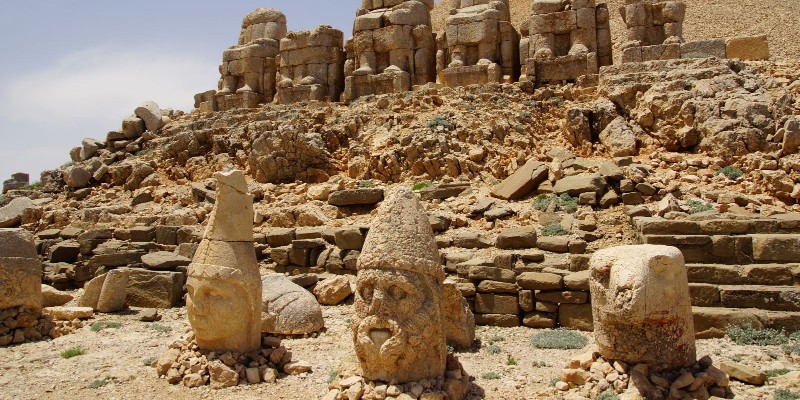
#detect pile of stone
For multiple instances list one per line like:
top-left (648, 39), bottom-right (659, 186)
top-left (0, 306), bottom-right (55, 346)
top-left (556, 352), bottom-right (732, 399)
top-left (154, 336), bottom-right (311, 388)
top-left (324, 354), bottom-right (472, 400)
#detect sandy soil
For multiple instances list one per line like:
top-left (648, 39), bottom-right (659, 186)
top-left (1, 303), bottom-right (799, 400)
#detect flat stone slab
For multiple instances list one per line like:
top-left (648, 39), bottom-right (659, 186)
top-left (327, 188), bottom-right (384, 206)
top-left (0, 197), bottom-right (35, 228)
top-left (141, 251), bottom-right (191, 270)
top-left (43, 306), bottom-right (94, 320)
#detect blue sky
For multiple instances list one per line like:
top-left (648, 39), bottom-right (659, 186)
top-left (0, 1), bottom-right (361, 183)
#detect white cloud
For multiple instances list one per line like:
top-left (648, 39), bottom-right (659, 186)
top-left (0, 46), bottom-right (219, 181)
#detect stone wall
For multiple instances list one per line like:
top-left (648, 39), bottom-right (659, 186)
top-left (276, 26), bottom-right (345, 104)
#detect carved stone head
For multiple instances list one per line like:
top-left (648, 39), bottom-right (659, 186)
top-left (186, 170), bottom-right (262, 353)
top-left (353, 187), bottom-right (446, 383)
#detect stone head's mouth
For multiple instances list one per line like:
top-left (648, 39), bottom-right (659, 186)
top-left (369, 328), bottom-right (392, 348)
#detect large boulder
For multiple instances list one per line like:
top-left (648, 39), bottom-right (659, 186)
top-left (490, 160), bottom-right (549, 200)
top-left (553, 174), bottom-right (607, 197)
top-left (312, 275), bottom-right (352, 305)
top-left (0, 197), bottom-right (36, 228)
top-left (261, 274), bottom-right (324, 335)
top-left (134, 101), bottom-right (165, 132)
top-left (599, 117), bottom-right (639, 157)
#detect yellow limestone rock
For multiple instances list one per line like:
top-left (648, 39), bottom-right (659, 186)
top-left (187, 170), bottom-right (262, 353)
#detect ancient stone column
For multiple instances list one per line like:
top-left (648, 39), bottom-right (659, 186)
top-left (186, 170), bottom-right (262, 353)
top-left (353, 187), bottom-right (447, 383)
top-left (589, 244), bottom-right (696, 372)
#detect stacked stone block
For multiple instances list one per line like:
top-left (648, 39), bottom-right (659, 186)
top-left (521, 0), bottom-right (613, 86)
top-left (197, 8), bottom-right (287, 112)
top-left (437, 0), bottom-right (520, 87)
top-left (275, 26), bottom-right (345, 104)
top-left (342, 0), bottom-right (436, 102)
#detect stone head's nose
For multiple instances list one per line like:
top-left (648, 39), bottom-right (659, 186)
top-left (368, 328), bottom-right (392, 347)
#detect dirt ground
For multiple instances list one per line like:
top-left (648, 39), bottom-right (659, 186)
top-left (1, 303), bottom-right (799, 400)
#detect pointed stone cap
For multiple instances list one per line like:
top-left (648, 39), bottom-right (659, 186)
top-left (203, 170), bottom-right (254, 242)
top-left (358, 187), bottom-right (444, 282)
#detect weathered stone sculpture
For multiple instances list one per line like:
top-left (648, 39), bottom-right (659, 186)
top-left (353, 187), bottom-right (447, 383)
top-left (275, 26), bottom-right (345, 104)
top-left (342, 0), bottom-right (436, 102)
top-left (197, 8), bottom-right (287, 111)
top-left (521, 0), bottom-right (612, 85)
top-left (589, 244), bottom-right (696, 372)
top-left (437, 0), bottom-right (519, 87)
top-left (619, 0), bottom-right (685, 63)
top-left (186, 170), bottom-right (262, 353)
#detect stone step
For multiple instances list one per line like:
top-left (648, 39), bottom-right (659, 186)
top-left (639, 233), bottom-right (800, 264)
top-left (716, 285), bottom-right (800, 312)
top-left (687, 263), bottom-right (798, 286)
top-left (633, 215), bottom-right (800, 236)
top-left (693, 306), bottom-right (800, 338)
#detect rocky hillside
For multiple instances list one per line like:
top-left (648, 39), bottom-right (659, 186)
top-left (431, 0), bottom-right (800, 61)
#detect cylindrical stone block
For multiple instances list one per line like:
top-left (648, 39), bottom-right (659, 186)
top-left (589, 244), bottom-right (696, 372)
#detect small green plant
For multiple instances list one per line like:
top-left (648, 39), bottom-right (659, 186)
top-left (23, 182), bottom-right (41, 190)
top-left (731, 354), bottom-right (743, 362)
top-left (766, 369), bottom-right (792, 379)
top-left (142, 357), bottom-right (157, 367)
top-left (150, 323), bottom-right (172, 334)
top-left (328, 369), bottom-right (340, 384)
top-left (518, 111), bottom-right (531, 120)
top-left (718, 166), bottom-right (744, 180)
top-left (88, 377), bottom-right (111, 389)
top-left (533, 194), bottom-right (578, 214)
top-left (62, 161), bottom-right (75, 168)
top-left (688, 199), bottom-right (714, 215)
top-left (597, 392), bottom-right (619, 400)
top-left (482, 372), bottom-right (500, 380)
top-left (412, 181), bottom-right (431, 191)
top-left (358, 180), bottom-right (374, 188)
top-left (783, 342), bottom-right (800, 355)
top-left (727, 324), bottom-right (788, 346)
top-left (531, 361), bottom-right (549, 368)
top-left (487, 336), bottom-right (505, 343)
top-left (506, 356), bottom-right (518, 366)
top-left (446, 344), bottom-right (455, 353)
top-left (345, 319), bottom-right (351, 329)
top-left (548, 377), bottom-right (560, 387)
top-left (531, 329), bottom-right (588, 350)
top-left (486, 343), bottom-right (502, 354)
top-left (90, 321), bottom-right (122, 332)
top-left (427, 115), bottom-right (454, 131)
top-left (775, 389), bottom-right (800, 400)
top-left (541, 223), bottom-right (571, 237)
top-left (522, 100), bottom-right (535, 107)
top-left (60, 347), bottom-right (86, 359)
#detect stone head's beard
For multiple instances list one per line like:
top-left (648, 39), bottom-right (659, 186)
top-left (353, 300), bottom-right (443, 382)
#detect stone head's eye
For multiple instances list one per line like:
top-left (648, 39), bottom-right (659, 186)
top-left (360, 284), bottom-right (374, 301)
top-left (389, 285), bottom-right (406, 301)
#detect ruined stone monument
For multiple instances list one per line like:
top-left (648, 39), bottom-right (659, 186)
top-left (186, 170), bottom-right (262, 353)
top-left (589, 244), bottom-right (696, 372)
top-left (2, 173), bottom-right (30, 194)
top-left (619, 0), bottom-right (686, 63)
top-left (275, 26), bottom-right (345, 104)
top-left (342, 0), bottom-right (436, 102)
top-left (521, 0), bottom-right (612, 85)
top-left (353, 187), bottom-right (447, 383)
top-left (196, 8), bottom-right (287, 112)
top-left (437, 0), bottom-right (519, 87)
